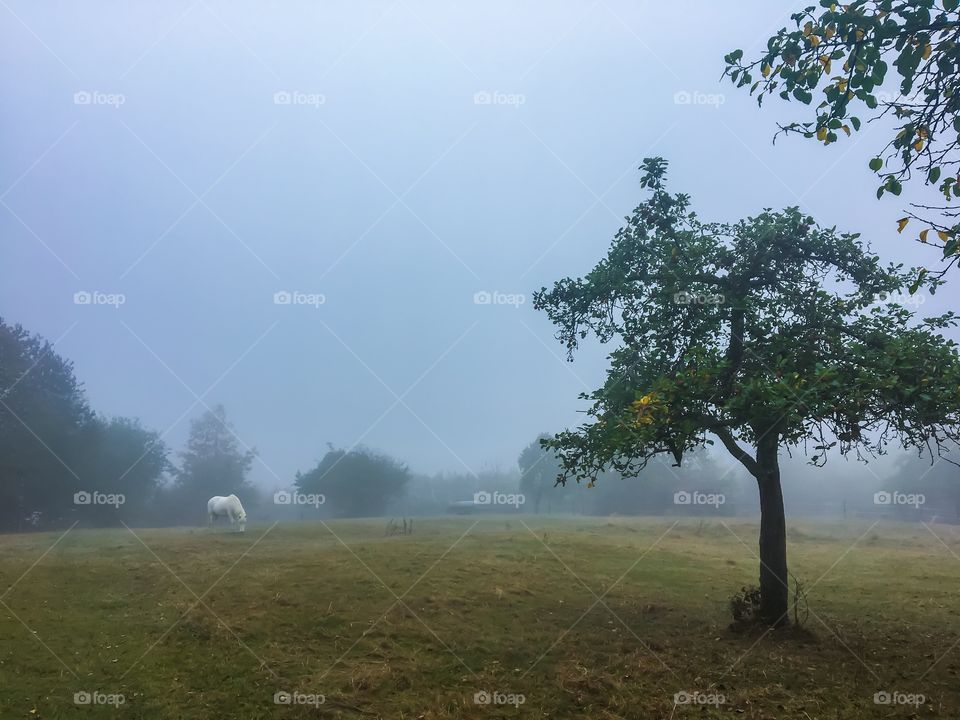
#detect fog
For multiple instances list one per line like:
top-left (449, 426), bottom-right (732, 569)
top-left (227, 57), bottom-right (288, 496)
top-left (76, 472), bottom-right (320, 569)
top-left (7, 4), bottom-right (960, 718)
top-left (2, 0), bottom-right (953, 493)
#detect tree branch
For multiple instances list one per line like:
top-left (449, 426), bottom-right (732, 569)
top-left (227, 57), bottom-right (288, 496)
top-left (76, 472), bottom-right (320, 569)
top-left (710, 425), bottom-right (760, 477)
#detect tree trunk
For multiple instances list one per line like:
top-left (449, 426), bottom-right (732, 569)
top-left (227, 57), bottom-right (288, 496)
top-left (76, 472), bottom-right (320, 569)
top-left (756, 436), bottom-right (789, 626)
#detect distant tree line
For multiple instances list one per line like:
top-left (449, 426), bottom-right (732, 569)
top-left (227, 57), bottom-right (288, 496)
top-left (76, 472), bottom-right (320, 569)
top-left (0, 318), bottom-right (255, 531)
top-left (2, 316), bottom-right (952, 533)
top-left (0, 318), bottom-right (416, 530)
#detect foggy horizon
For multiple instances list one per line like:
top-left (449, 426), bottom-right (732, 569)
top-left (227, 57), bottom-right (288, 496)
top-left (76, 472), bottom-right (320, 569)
top-left (5, 2), bottom-right (953, 491)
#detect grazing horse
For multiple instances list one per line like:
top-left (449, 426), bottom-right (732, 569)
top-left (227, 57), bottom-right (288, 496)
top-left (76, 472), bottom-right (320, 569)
top-left (207, 494), bottom-right (247, 532)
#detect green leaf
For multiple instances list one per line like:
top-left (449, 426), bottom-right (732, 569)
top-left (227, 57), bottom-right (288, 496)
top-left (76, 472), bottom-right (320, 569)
top-left (869, 157), bottom-right (883, 171)
top-left (908, 269), bottom-right (927, 293)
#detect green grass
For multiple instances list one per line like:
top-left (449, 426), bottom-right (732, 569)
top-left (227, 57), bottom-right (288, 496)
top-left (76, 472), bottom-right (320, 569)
top-left (1, 516), bottom-right (960, 718)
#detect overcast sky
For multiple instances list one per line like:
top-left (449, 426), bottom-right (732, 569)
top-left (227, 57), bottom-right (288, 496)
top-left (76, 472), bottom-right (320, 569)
top-left (2, 1), bottom-right (953, 490)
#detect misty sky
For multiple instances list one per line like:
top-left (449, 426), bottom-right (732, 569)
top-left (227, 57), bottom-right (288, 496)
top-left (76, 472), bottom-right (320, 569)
top-left (2, 1), bottom-right (954, 491)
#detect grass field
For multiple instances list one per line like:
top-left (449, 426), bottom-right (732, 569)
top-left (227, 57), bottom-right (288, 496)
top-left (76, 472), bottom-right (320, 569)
top-left (1, 516), bottom-right (959, 718)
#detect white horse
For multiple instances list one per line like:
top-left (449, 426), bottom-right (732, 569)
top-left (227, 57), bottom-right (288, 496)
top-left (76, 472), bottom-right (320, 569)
top-left (207, 494), bottom-right (247, 532)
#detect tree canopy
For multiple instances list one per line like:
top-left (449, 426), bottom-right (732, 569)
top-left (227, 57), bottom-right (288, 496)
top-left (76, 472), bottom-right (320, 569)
top-left (0, 319), bottom-right (92, 529)
top-left (75, 416), bottom-right (171, 525)
top-left (174, 405), bottom-right (255, 509)
top-left (724, 0), bottom-right (960, 275)
top-left (296, 445), bottom-right (410, 518)
top-left (0, 318), bottom-right (171, 530)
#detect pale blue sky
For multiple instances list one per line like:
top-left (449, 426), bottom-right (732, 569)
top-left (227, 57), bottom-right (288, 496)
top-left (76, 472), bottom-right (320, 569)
top-left (2, 1), bottom-right (952, 490)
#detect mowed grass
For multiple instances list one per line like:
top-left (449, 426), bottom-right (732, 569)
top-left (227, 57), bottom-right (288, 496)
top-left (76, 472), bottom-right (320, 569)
top-left (1, 517), bottom-right (960, 719)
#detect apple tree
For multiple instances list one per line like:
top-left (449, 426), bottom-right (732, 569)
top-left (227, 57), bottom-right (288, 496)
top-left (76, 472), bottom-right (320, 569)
top-left (534, 158), bottom-right (960, 624)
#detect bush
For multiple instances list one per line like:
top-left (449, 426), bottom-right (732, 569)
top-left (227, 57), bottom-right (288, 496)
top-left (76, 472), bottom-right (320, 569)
top-left (729, 585), bottom-right (762, 626)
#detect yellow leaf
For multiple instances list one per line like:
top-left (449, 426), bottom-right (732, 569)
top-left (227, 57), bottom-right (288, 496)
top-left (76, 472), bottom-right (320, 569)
top-left (810, 35), bottom-right (821, 47)
top-left (856, 29), bottom-right (865, 41)
top-left (897, 217), bottom-right (909, 233)
top-left (923, 43), bottom-right (932, 60)
top-left (919, 229), bottom-right (929, 243)
top-left (914, 139), bottom-right (925, 151)
top-left (761, 63), bottom-right (771, 78)
top-left (803, 21), bottom-right (813, 36)
top-left (939, 230), bottom-right (950, 242)
top-left (837, 78), bottom-right (848, 91)
top-left (816, 127), bottom-right (828, 141)
top-left (825, 25), bottom-right (836, 39)
top-left (842, 124), bottom-right (851, 136)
